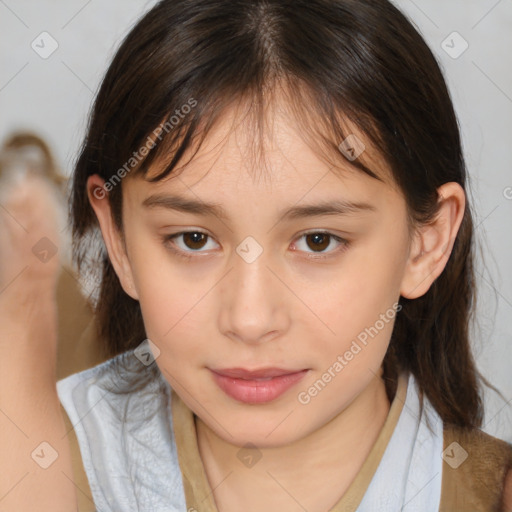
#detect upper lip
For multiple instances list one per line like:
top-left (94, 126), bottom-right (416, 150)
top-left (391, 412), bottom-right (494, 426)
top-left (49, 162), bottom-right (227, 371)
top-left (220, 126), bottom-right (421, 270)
top-left (210, 367), bottom-right (307, 379)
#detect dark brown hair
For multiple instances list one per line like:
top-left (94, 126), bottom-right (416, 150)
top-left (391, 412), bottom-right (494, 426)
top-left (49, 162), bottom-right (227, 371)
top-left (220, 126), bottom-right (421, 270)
top-left (71, 0), bottom-right (499, 429)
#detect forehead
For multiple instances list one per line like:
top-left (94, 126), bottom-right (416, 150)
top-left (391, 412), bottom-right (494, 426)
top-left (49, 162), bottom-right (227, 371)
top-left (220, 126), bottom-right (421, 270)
top-left (129, 96), bottom-right (399, 208)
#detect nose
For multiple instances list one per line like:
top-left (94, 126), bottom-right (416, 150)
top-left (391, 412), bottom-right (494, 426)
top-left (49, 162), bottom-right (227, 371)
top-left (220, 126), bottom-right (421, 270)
top-left (217, 246), bottom-right (290, 346)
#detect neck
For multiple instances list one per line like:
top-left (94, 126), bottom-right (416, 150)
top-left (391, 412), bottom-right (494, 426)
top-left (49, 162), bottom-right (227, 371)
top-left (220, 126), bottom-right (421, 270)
top-left (196, 372), bottom-right (391, 512)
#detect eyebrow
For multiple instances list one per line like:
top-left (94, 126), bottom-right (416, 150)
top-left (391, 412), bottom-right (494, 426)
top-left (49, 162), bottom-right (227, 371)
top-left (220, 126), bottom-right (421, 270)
top-left (142, 194), bottom-right (376, 221)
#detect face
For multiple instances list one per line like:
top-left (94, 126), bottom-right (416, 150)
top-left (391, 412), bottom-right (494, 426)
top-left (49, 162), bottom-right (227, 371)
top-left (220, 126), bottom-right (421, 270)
top-left (95, 102), bottom-right (415, 448)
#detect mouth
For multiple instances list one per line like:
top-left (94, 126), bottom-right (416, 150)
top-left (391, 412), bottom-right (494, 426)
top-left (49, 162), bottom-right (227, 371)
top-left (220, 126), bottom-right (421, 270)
top-left (209, 367), bottom-right (310, 404)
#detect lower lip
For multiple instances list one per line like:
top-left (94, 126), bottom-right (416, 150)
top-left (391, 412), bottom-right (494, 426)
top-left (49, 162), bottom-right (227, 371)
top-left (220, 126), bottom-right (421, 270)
top-left (210, 369), bottom-right (309, 404)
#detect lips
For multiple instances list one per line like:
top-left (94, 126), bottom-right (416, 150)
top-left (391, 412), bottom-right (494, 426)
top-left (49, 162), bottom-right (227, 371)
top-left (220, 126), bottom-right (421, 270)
top-left (209, 367), bottom-right (309, 404)
top-left (211, 367), bottom-right (302, 379)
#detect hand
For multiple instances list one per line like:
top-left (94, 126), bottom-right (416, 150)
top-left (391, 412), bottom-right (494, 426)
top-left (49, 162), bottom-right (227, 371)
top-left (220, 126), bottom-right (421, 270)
top-left (0, 173), bottom-right (62, 299)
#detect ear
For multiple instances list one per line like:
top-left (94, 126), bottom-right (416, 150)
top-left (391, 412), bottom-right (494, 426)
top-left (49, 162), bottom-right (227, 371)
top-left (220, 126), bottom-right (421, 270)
top-left (400, 182), bottom-right (465, 299)
top-left (86, 174), bottom-right (139, 300)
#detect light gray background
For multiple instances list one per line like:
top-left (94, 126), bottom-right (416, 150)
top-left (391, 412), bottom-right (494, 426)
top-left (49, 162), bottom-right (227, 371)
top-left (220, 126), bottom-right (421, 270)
top-left (1, 0), bottom-right (511, 441)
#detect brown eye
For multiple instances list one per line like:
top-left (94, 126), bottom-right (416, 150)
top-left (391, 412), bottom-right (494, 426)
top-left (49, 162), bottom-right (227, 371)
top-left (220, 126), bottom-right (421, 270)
top-left (293, 231), bottom-right (349, 259)
top-left (162, 230), bottom-right (219, 260)
top-left (163, 230), bottom-right (349, 262)
top-left (181, 232), bottom-right (208, 250)
top-left (305, 233), bottom-right (331, 252)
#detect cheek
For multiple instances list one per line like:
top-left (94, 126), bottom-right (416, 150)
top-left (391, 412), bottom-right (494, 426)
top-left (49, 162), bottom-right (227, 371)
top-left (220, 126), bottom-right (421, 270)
top-left (301, 228), bottom-right (407, 373)
top-left (136, 279), bottom-right (211, 382)
top-left (125, 228), bottom-right (209, 351)
top-left (136, 269), bottom-right (209, 354)
top-left (314, 232), bottom-right (406, 330)
top-left (295, 264), bottom-right (402, 415)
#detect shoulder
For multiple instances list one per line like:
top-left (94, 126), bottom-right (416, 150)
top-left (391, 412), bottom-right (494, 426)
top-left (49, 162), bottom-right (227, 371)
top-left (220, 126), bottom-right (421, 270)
top-left (56, 343), bottom-right (187, 510)
top-left (504, 469), bottom-right (512, 512)
top-left (57, 342), bottom-right (173, 438)
top-left (439, 424), bottom-right (512, 512)
top-left (58, 342), bottom-right (161, 399)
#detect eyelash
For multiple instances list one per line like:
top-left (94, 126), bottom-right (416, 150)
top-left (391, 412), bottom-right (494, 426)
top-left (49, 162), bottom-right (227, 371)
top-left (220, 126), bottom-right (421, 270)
top-left (161, 230), bottom-right (350, 261)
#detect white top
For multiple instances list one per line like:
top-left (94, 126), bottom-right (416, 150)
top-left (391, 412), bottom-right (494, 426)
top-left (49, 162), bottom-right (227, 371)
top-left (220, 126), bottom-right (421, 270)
top-left (57, 341), bottom-right (443, 511)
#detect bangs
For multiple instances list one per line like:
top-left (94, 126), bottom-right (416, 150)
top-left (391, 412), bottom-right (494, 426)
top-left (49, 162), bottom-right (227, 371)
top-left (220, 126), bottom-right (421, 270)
top-left (128, 74), bottom-right (388, 188)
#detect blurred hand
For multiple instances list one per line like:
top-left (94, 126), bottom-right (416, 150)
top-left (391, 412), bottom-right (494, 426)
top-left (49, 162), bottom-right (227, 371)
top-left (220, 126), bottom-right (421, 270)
top-left (0, 173), bottom-right (62, 302)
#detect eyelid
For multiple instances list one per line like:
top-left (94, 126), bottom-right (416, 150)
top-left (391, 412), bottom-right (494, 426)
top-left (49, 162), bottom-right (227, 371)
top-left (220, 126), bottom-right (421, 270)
top-left (164, 229), bottom-right (218, 258)
top-left (291, 230), bottom-right (349, 259)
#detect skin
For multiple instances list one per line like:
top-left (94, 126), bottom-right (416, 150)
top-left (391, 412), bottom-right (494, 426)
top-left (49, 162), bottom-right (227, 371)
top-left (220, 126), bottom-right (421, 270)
top-left (0, 176), bottom-right (77, 510)
top-left (87, 99), bottom-right (465, 512)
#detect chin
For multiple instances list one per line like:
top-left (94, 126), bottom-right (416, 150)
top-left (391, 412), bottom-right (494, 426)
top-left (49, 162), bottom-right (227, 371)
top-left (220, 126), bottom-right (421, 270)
top-left (211, 410), bottom-right (310, 448)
